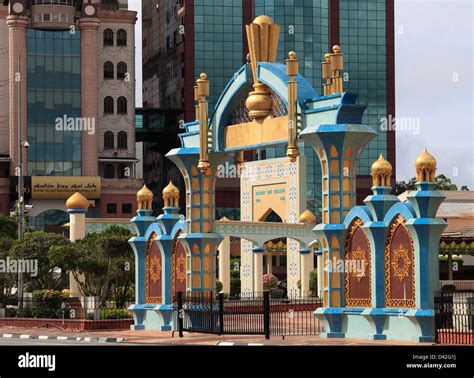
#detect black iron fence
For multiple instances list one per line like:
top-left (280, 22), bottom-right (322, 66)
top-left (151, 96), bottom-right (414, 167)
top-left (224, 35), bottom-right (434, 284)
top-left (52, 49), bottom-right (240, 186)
top-left (435, 290), bottom-right (474, 345)
top-left (175, 291), bottom-right (323, 339)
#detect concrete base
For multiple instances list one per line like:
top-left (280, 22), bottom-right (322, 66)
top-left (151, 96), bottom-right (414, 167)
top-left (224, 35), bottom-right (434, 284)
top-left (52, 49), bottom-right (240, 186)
top-left (316, 307), bottom-right (436, 343)
top-left (128, 304), bottom-right (177, 331)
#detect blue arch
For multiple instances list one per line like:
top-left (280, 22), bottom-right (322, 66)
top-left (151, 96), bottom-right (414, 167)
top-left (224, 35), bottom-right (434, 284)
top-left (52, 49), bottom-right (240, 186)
top-left (144, 222), bottom-right (164, 241)
top-left (170, 218), bottom-right (186, 240)
top-left (343, 205), bottom-right (373, 228)
top-left (383, 202), bottom-right (416, 225)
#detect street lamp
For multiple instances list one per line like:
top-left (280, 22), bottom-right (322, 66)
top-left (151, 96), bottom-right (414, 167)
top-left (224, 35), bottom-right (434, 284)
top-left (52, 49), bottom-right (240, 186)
top-left (17, 139), bottom-right (28, 307)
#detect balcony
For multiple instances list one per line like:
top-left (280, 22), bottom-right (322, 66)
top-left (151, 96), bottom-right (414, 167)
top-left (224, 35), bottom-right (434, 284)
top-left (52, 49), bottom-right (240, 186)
top-left (30, 0), bottom-right (76, 30)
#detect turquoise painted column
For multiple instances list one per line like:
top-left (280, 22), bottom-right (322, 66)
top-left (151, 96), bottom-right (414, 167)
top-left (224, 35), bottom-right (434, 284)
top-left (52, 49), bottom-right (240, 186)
top-left (166, 148), bottom-right (224, 294)
top-left (128, 185), bottom-right (157, 330)
top-left (363, 155), bottom-right (399, 308)
top-left (405, 150), bottom-right (447, 342)
top-left (300, 95), bottom-right (376, 308)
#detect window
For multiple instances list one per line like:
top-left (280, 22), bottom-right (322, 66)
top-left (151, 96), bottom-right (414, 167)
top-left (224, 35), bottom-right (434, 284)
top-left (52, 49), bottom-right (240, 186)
top-left (122, 203), bottom-right (132, 214)
top-left (104, 131), bottom-right (114, 149)
top-left (104, 61), bottom-right (114, 79)
top-left (104, 164), bottom-right (115, 178)
top-left (117, 131), bottom-right (127, 149)
top-left (117, 29), bottom-right (127, 46)
top-left (104, 96), bottom-right (114, 114)
top-left (104, 29), bottom-right (113, 46)
top-left (117, 96), bottom-right (127, 114)
top-left (117, 62), bottom-right (127, 80)
top-left (107, 203), bottom-right (117, 214)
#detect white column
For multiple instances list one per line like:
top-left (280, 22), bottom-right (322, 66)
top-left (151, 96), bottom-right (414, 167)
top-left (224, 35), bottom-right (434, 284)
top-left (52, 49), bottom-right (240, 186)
top-left (68, 210), bottom-right (87, 297)
top-left (299, 249), bottom-right (314, 297)
top-left (253, 247), bottom-right (264, 293)
top-left (317, 253), bottom-right (323, 298)
top-left (266, 255), bottom-right (272, 275)
top-left (218, 235), bottom-right (231, 293)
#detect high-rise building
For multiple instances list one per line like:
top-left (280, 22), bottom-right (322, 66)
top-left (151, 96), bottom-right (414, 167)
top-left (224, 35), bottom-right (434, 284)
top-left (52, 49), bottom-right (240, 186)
top-left (0, 0), bottom-right (142, 231)
top-left (142, 0), bottom-right (395, 219)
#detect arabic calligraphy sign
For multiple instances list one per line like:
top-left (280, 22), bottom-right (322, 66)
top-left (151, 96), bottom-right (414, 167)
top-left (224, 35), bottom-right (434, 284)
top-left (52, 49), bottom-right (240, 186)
top-left (31, 176), bottom-right (101, 199)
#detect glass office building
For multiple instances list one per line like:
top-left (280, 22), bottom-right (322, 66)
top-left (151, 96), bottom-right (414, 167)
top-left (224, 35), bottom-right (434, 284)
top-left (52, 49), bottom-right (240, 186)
top-left (26, 30), bottom-right (82, 176)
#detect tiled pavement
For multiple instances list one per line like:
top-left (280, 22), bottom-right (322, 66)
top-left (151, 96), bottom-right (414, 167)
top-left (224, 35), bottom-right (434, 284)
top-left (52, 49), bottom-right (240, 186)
top-left (0, 326), bottom-right (431, 345)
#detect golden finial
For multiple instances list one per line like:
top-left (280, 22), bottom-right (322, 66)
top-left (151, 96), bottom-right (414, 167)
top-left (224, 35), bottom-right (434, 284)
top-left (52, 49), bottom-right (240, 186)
top-left (137, 184), bottom-right (153, 210)
top-left (371, 153), bottom-right (392, 186)
top-left (322, 53), bottom-right (332, 95)
top-left (162, 181), bottom-right (180, 207)
top-left (415, 148), bottom-right (437, 182)
top-left (329, 45), bottom-right (344, 94)
top-left (299, 209), bottom-right (318, 224)
top-left (253, 15), bottom-right (274, 25)
top-left (286, 51), bottom-right (299, 77)
top-left (197, 73), bottom-right (210, 174)
top-left (66, 192), bottom-right (90, 210)
top-left (245, 15), bottom-right (280, 121)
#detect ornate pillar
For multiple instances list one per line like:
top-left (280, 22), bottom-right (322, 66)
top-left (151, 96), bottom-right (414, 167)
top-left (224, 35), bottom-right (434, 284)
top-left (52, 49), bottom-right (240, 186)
top-left (166, 73), bottom-right (224, 294)
top-left (405, 149), bottom-right (447, 310)
top-left (299, 248), bottom-right (313, 296)
top-left (79, 17), bottom-right (100, 176)
top-left (300, 47), bottom-right (376, 306)
top-left (252, 247), bottom-right (265, 293)
top-left (218, 235), bottom-right (231, 294)
top-left (363, 154), bottom-right (399, 308)
top-left (66, 192), bottom-right (90, 298)
top-left (7, 15), bottom-right (29, 174)
top-left (316, 250), bottom-right (323, 297)
top-left (128, 185), bottom-right (155, 330)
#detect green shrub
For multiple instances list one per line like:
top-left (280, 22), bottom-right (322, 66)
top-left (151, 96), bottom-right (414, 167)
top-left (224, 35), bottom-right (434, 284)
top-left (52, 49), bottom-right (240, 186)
top-left (100, 308), bottom-right (131, 320)
top-left (216, 280), bottom-right (223, 293)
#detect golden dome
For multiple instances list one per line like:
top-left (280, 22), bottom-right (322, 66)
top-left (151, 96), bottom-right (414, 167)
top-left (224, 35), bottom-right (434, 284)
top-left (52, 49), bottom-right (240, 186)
top-left (371, 153), bottom-right (392, 175)
top-left (415, 148), bottom-right (437, 170)
top-left (253, 15), bottom-right (273, 25)
top-left (137, 184), bottom-right (153, 200)
top-left (333, 45), bottom-right (341, 54)
top-left (162, 181), bottom-right (179, 197)
top-left (299, 209), bottom-right (318, 224)
top-left (66, 192), bottom-right (90, 210)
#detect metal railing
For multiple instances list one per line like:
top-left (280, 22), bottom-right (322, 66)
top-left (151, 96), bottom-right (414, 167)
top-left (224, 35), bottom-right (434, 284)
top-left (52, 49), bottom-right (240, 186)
top-left (175, 291), bottom-right (323, 339)
top-left (435, 290), bottom-right (474, 345)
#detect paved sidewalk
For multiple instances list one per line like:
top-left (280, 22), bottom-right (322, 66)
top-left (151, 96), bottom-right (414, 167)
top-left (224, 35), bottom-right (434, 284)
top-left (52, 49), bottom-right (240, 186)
top-left (0, 326), bottom-right (431, 346)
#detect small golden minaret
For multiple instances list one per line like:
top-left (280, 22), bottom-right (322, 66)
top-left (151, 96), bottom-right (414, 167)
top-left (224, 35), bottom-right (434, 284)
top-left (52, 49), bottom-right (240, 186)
top-left (321, 45), bottom-right (344, 95)
top-left (415, 148), bottom-right (437, 182)
top-left (371, 153), bottom-right (392, 187)
top-left (137, 184), bottom-right (153, 210)
top-left (162, 181), bottom-right (180, 208)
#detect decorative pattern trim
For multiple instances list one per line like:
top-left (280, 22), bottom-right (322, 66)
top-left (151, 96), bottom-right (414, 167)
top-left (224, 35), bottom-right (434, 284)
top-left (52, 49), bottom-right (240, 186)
top-left (344, 218), bottom-right (372, 308)
top-left (384, 215), bottom-right (416, 308)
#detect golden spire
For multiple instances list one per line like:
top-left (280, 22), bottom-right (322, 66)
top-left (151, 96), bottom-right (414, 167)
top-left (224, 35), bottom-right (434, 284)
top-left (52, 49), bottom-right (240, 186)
top-left (329, 45), bottom-right (344, 94)
top-left (137, 184), bottom-right (153, 210)
top-left (286, 51), bottom-right (300, 162)
top-left (197, 73), bottom-right (210, 174)
top-left (162, 181), bottom-right (180, 207)
top-left (66, 192), bottom-right (90, 210)
top-left (245, 15), bottom-right (280, 121)
top-left (299, 209), bottom-right (318, 224)
top-left (415, 148), bottom-right (437, 182)
top-left (321, 53), bottom-right (332, 95)
top-left (371, 153), bottom-right (392, 186)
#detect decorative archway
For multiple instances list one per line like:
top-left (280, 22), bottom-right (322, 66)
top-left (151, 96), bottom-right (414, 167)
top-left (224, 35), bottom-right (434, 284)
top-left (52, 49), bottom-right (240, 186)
top-left (344, 218), bottom-right (371, 307)
top-left (385, 215), bottom-right (415, 308)
top-left (145, 232), bottom-right (162, 304)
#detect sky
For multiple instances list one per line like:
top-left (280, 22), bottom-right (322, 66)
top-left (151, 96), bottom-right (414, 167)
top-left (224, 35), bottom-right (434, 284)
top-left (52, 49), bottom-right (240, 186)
top-left (128, 0), bottom-right (473, 189)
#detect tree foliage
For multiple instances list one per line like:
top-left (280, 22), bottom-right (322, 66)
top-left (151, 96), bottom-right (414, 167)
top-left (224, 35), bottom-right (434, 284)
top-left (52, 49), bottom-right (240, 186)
top-left (395, 174), bottom-right (469, 195)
